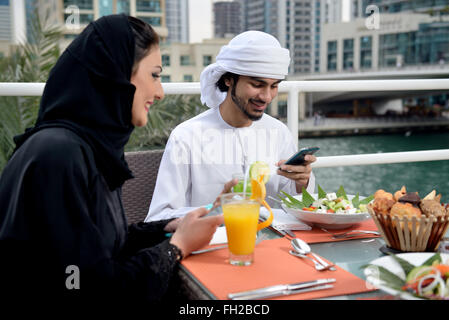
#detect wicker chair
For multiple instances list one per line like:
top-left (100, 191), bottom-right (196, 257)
top-left (122, 149), bottom-right (164, 224)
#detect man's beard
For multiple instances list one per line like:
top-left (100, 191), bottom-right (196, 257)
top-left (230, 84), bottom-right (264, 121)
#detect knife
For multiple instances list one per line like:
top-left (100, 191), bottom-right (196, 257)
top-left (272, 225), bottom-right (296, 238)
top-left (270, 226), bottom-right (287, 237)
top-left (258, 218), bottom-right (287, 237)
top-left (284, 229), bottom-right (296, 238)
top-left (228, 278), bottom-right (336, 300)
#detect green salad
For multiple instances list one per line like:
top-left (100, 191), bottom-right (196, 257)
top-left (278, 185), bottom-right (374, 214)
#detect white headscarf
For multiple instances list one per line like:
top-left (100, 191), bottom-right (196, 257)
top-left (200, 31), bottom-right (290, 109)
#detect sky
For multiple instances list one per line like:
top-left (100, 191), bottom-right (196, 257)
top-left (188, 0), bottom-right (351, 43)
top-left (342, 0), bottom-right (350, 22)
top-left (189, 0), bottom-right (213, 43)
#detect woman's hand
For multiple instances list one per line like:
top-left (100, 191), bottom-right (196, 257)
top-left (163, 218), bottom-right (181, 233)
top-left (167, 178), bottom-right (238, 258)
top-left (169, 207), bottom-right (224, 258)
top-left (276, 154), bottom-right (316, 192)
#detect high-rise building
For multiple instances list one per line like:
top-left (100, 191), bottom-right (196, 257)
top-left (213, 1), bottom-right (242, 38)
top-left (238, 0), bottom-right (279, 40)
top-left (0, 0), bottom-right (30, 56)
top-left (0, 0), bottom-right (12, 42)
top-left (342, 0), bottom-right (449, 72)
top-left (320, 11), bottom-right (449, 73)
top-left (350, 0), bottom-right (363, 19)
top-left (238, 0), bottom-right (331, 75)
top-left (160, 38), bottom-right (228, 82)
top-left (316, 1), bottom-right (345, 72)
top-left (351, 0), bottom-right (449, 19)
top-left (322, 0), bottom-right (342, 24)
top-left (165, 0), bottom-right (188, 43)
top-left (59, 0), bottom-right (168, 42)
top-left (0, 1), bottom-right (171, 54)
top-left (0, 0), bottom-right (11, 57)
top-left (286, 0), bottom-right (315, 74)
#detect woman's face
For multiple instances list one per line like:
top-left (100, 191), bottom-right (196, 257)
top-left (130, 46), bottom-right (164, 127)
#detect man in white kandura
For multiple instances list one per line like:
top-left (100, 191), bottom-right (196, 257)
top-left (145, 31), bottom-right (316, 222)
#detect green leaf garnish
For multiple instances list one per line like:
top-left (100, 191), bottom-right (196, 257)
top-left (336, 185), bottom-right (348, 200)
top-left (277, 194), bottom-right (295, 208)
top-left (388, 253), bottom-right (416, 275)
top-left (301, 187), bottom-right (315, 207)
top-left (360, 194), bottom-right (374, 205)
top-left (280, 191), bottom-right (304, 209)
top-left (317, 185), bottom-right (327, 200)
top-left (352, 192), bottom-right (360, 208)
top-left (422, 253), bottom-right (441, 266)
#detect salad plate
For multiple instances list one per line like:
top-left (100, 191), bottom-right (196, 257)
top-left (364, 253), bottom-right (449, 300)
top-left (281, 193), bottom-right (371, 229)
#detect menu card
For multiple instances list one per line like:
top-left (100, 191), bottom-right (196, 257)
top-left (260, 207), bottom-right (312, 231)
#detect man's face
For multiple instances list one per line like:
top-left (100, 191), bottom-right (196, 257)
top-left (229, 76), bottom-right (282, 121)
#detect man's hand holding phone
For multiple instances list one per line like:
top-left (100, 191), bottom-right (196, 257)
top-left (276, 147), bottom-right (319, 192)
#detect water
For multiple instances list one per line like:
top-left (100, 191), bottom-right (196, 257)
top-left (299, 132), bottom-right (449, 203)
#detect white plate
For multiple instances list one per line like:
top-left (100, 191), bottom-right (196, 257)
top-left (364, 252), bottom-right (449, 300)
top-left (281, 194), bottom-right (371, 229)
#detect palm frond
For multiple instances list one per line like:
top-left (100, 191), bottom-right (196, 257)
top-left (0, 7), bottom-right (208, 166)
top-left (0, 8), bottom-right (62, 172)
top-left (126, 95), bottom-right (208, 151)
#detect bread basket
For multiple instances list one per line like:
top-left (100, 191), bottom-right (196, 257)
top-left (367, 204), bottom-right (449, 252)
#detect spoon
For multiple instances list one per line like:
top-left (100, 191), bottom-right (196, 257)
top-left (291, 238), bottom-right (337, 271)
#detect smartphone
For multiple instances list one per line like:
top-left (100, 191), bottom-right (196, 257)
top-left (284, 147), bottom-right (320, 165)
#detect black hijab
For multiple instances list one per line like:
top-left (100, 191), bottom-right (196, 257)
top-left (14, 14), bottom-right (136, 190)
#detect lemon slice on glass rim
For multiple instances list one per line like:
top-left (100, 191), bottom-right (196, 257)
top-left (249, 161), bottom-right (270, 184)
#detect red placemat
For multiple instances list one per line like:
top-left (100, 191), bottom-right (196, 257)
top-left (182, 238), bottom-right (376, 300)
top-left (291, 218), bottom-right (380, 243)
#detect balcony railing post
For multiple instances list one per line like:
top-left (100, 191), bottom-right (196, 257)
top-left (287, 87), bottom-right (299, 143)
top-left (299, 91), bottom-right (306, 121)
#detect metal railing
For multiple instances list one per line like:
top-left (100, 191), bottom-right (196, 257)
top-left (1, 79), bottom-right (449, 168)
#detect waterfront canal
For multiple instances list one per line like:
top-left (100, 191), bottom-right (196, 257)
top-left (300, 132), bottom-right (449, 202)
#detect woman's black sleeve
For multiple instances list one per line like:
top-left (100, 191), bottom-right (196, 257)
top-left (121, 219), bottom-right (176, 256)
top-left (2, 143), bottom-right (182, 303)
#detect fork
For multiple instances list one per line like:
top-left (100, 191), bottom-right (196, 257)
top-left (320, 228), bottom-right (380, 239)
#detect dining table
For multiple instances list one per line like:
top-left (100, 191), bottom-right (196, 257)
top-left (173, 202), bottom-right (449, 301)
top-left (176, 223), bottom-right (390, 300)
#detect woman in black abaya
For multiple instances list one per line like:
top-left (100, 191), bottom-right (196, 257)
top-left (0, 15), bottom-right (223, 306)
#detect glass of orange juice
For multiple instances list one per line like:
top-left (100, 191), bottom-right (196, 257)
top-left (220, 192), bottom-right (264, 266)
